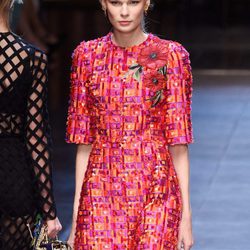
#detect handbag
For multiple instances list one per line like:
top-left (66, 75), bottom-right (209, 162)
top-left (27, 214), bottom-right (72, 250)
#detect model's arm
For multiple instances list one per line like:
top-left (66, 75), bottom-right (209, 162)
top-left (68, 144), bottom-right (91, 248)
top-left (26, 49), bottom-right (61, 237)
top-left (66, 44), bottom-right (96, 248)
top-left (169, 144), bottom-right (191, 214)
top-left (165, 41), bottom-right (194, 249)
top-left (169, 144), bottom-right (193, 250)
top-left (72, 145), bottom-right (92, 230)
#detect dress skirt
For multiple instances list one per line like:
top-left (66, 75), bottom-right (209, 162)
top-left (74, 139), bottom-right (182, 250)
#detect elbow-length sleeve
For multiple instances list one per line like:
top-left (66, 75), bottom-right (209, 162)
top-left (66, 44), bottom-right (96, 144)
top-left (26, 49), bottom-right (56, 220)
top-left (165, 42), bottom-right (194, 145)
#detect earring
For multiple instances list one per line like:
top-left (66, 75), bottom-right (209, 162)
top-left (144, 4), bottom-right (149, 15)
top-left (102, 7), bottom-right (107, 16)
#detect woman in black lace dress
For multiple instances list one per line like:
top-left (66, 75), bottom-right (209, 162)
top-left (0, 1), bottom-right (61, 249)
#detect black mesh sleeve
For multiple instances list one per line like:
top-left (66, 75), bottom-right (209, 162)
top-left (25, 48), bottom-right (56, 220)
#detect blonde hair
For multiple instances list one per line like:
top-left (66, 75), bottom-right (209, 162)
top-left (0, 0), bottom-right (12, 28)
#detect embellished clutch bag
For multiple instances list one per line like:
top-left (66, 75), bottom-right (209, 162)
top-left (27, 214), bottom-right (72, 250)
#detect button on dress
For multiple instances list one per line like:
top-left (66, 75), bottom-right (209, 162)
top-left (66, 33), bottom-right (193, 250)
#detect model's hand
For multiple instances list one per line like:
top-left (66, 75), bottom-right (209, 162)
top-left (177, 213), bottom-right (194, 250)
top-left (46, 217), bottom-right (62, 238)
top-left (67, 228), bottom-right (76, 250)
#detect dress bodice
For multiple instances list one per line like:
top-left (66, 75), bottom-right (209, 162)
top-left (66, 32), bottom-right (193, 146)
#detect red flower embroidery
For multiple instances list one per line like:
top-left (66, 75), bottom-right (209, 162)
top-left (144, 70), bottom-right (166, 92)
top-left (138, 44), bottom-right (168, 70)
top-left (126, 43), bottom-right (169, 107)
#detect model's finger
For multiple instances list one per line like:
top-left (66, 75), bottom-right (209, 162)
top-left (177, 240), bottom-right (183, 250)
top-left (184, 240), bottom-right (193, 250)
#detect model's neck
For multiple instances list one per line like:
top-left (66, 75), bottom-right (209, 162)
top-left (112, 28), bottom-right (148, 48)
top-left (0, 16), bottom-right (9, 33)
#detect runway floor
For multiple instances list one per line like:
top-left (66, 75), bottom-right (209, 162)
top-left (52, 72), bottom-right (250, 249)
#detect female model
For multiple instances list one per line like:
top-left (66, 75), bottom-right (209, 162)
top-left (0, 1), bottom-right (61, 249)
top-left (66, 0), bottom-right (194, 249)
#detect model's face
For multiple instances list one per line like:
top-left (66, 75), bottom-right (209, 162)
top-left (102, 0), bottom-right (150, 33)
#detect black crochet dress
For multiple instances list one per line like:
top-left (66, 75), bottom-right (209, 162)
top-left (0, 32), bottom-right (56, 250)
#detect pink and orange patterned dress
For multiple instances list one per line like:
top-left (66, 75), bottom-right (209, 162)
top-left (66, 32), bottom-right (193, 250)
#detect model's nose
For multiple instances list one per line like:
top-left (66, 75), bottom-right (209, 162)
top-left (121, 4), bottom-right (129, 17)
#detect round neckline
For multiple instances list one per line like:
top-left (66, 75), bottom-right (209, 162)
top-left (108, 32), bottom-right (153, 50)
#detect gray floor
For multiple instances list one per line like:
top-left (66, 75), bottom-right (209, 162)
top-left (191, 73), bottom-right (250, 250)
top-left (53, 72), bottom-right (250, 249)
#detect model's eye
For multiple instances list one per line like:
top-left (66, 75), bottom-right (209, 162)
top-left (130, 0), bottom-right (140, 5)
top-left (110, 1), bottom-right (122, 6)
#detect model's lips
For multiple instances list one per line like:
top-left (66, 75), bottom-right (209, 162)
top-left (118, 21), bottom-right (132, 26)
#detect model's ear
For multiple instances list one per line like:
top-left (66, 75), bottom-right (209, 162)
top-left (100, 0), bottom-right (107, 11)
top-left (146, 0), bottom-right (151, 7)
top-left (144, 0), bottom-right (151, 11)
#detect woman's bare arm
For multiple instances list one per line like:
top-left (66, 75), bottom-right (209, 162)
top-left (69, 144), bottom-right (92, 241)
top-left (169, 144), bottom-right (191, 215)
top-left (169, 144), bottom-right (194, 250)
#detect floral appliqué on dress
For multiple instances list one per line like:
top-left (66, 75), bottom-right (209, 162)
top-left (128, 43), bottom-right (168, 107)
